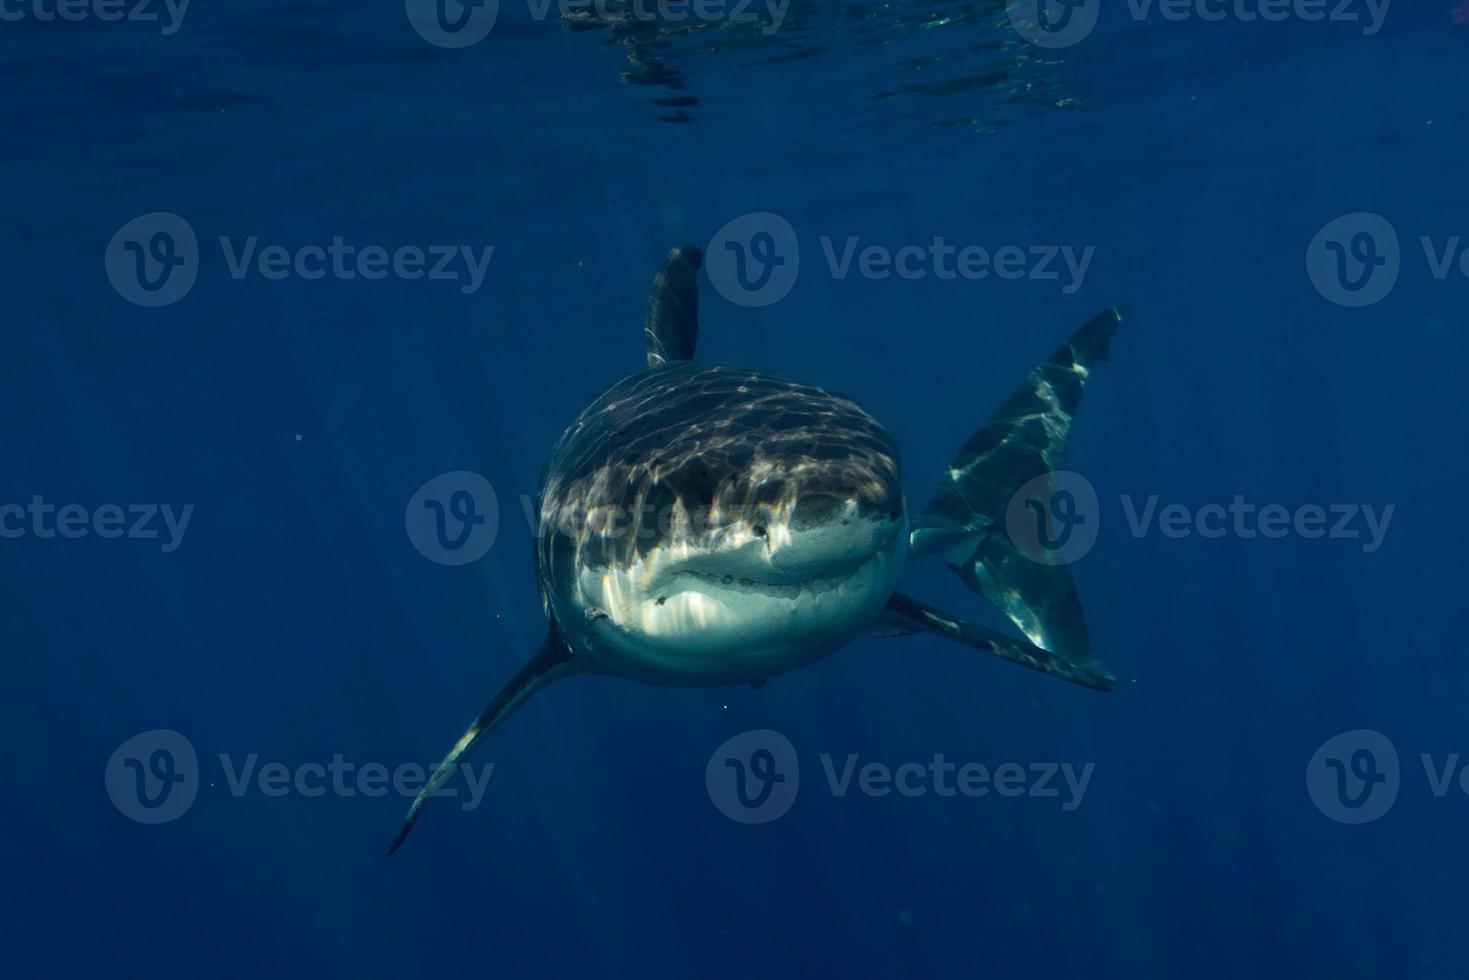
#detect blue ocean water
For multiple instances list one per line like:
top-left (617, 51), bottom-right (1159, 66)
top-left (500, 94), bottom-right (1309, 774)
top-left (4, 2), bottom-right (1468, 977)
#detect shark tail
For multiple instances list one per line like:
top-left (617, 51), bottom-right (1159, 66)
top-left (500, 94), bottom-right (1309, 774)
top-left (907, 307), bottom-right (1123, 690)
top-left (388, 627), bottom-right (574, 856)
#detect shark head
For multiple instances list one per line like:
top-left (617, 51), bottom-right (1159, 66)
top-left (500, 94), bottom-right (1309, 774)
top-left (536, 363), bottom-right (909, 685)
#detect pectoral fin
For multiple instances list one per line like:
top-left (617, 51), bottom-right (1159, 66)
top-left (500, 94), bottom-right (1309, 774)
top-left (875, 591), bottom-right (1116, 692)
top-left (388, 627), bottom-right (575, 856)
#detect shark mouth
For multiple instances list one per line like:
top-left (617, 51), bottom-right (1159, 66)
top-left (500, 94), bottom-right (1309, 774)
top-left (660, 552), bottom-right (873, 601)
top-left (609, 507), bottom-right (900, 608)
top-left (565, 511), bottom-right (909, 685)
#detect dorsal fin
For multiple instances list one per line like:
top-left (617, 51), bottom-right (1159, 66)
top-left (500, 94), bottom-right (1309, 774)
top-left (644, 245), bottom-right (702, 368)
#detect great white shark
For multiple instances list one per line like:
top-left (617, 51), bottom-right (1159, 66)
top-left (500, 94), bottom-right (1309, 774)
top-left (389, 245), bottom-right (1123, 854)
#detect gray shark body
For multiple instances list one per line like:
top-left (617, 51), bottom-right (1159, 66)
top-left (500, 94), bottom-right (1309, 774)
top-left (390, 246), bottom-right (1123, 854)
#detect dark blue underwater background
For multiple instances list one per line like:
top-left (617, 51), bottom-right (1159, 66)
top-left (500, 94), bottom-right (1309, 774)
top-left (4, 2), bottom-right (1469, 978)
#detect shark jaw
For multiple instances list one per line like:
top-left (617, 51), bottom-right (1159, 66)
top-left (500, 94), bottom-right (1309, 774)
top-left (561, 503), bottom-right (910, 686)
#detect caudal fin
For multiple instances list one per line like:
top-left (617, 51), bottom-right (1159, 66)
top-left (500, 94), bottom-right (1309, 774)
top-left (388, 628), bottom-right (574, 856)
top-left (908, 308), bottom-right (1122, 685)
